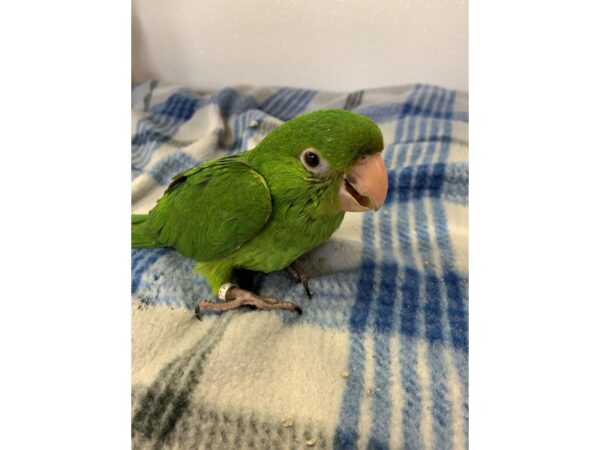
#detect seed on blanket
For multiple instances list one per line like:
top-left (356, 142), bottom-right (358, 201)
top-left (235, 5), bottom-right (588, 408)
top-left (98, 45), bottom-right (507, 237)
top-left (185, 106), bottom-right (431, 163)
top-left (305, 438), bottom-right (317, 446)
top-left (341, 371), bottom-right (350, 378)
top-left (282, 417), bottom-right (293, 427)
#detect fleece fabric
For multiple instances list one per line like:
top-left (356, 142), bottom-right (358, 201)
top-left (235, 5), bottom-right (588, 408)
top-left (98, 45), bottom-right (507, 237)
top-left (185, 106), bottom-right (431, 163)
top-left (131, 82), bottom-right (469, 449)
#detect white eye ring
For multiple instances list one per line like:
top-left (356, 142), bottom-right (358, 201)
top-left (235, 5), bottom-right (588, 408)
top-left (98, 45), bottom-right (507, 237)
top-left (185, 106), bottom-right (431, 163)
top-left (300, 148), bottom-right (330, 175)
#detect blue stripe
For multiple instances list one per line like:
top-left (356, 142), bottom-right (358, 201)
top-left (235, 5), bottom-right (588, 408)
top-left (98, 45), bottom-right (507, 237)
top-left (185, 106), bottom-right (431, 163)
top-left (239, 112), bottom-right (252, 151)
top-left (365, 267), bottom-right (396, 448)
top-left (394, 84), bottom-right (422, 144)
top-left (399, 321), bottom-right (424, 447)
top-left (430, 91), bottom-right (468, 351)
top-left (132, 91), bottom-right (201, 170)
top-left (134, 251), bottom-right (213, 309)
top-left (356, 85), bottom-right (463, 124)
top-left (333, 214), bottom-right (377, 450)
top-left (453, 346), bottom-right (469, 445)
top-left (384, 162), bottom-right (468, 205)
top-left (280, 89), bottom-right (317, 119)
top-left (422, 87), bottom-right (448, 166)
top-left (148, 151), bottom-right (200, 185)
top-left (365, 84), bottom-right (427, 447)
top-left (153, 91), bottom-right (200, 121)
top-left (136, 248), bottom-right (467, 329)
top-left (227, 109), bottom-right (268, 154)
top-left (259, 88), bottom-right (317, 121)
top-left (132, 115), bottom-right (182, 170)
top-left (395, 84), bottom-right (442, 448)
top-left (260, 89), bottom-right (294, 116)
top-left (229, 112), bottom-right (242, 152)
top-left (211, 88), bottom-right (260, 118)
top-left (237, 112), bottom-right (251, 152)
top-left (387, 86), bottom-right (464, 447)
top-left (412, 87), bottom-right (454, 448)
top-left (132, 88), bottom-right (260, 171)
top-left (272, 89), bottom-right (306, 120)
top-left (429, 90), bottom-right (469, 445)
top-left (262, 269), bottom-right (468, 333)
top-left (428, 344), bottom-right (453, 450)
top-left (421, 85), bottom-right (440, 119)
top-left (333, 85), bottom-right (424, 449)
top-left (296, 89), bottom-right (318, 115)
top-left (230, 89), bottom-right (317, 156)
top-left (405, 85), bottom-right (432, 151)
top-left (228, 111), bottom-right (247, 154)
top-left (131, 248), bottom-right (170, 294)
top-left (258, 89), bottom-right (285, 111)
top-left (415, 187), bottom-right (444, 340)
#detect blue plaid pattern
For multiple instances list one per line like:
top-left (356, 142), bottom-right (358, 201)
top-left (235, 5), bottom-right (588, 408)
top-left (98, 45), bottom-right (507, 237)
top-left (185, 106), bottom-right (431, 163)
top-left (131, 82), bottom-right (468, 449)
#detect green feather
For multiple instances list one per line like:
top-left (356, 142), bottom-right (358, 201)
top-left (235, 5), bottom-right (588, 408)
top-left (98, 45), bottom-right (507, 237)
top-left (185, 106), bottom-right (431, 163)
top-left (146, 155), bottom-right (272, 262)
top-left (131, 214), bottom-right (162, 248)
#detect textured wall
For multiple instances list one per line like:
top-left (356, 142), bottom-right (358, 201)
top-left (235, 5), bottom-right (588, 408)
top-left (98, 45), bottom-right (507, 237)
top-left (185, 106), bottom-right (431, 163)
top-left (132, 0), bottom-right (468, 91)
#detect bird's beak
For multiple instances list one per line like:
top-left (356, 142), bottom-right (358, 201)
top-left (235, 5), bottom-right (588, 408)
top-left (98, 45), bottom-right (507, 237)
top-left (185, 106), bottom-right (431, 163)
top-left (338, 152), bottom-right (388, 212)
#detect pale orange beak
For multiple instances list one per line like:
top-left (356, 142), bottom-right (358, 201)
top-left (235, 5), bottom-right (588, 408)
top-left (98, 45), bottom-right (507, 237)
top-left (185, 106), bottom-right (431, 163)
top-left (338, 152), bottom-right (388, 212)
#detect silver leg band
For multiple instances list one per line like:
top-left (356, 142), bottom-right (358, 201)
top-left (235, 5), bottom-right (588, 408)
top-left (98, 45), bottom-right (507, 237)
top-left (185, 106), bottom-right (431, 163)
top-left (218, 283), bottom-right (238, 301)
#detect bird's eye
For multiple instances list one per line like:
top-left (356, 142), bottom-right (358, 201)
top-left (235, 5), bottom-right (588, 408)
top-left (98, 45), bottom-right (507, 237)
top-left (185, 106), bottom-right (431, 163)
top-left (304, 151), bottom-right (320, 168)
top-left (300, 148), bottom-right (330, 175)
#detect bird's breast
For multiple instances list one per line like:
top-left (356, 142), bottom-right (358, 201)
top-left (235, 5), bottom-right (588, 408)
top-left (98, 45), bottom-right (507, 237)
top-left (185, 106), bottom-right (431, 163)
top-left (230, 209), bottom-right (344, 273)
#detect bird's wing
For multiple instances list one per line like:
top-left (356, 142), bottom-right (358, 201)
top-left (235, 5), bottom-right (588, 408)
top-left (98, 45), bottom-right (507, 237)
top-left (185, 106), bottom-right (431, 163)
top-left (148, 156), bottom-right (272, 262)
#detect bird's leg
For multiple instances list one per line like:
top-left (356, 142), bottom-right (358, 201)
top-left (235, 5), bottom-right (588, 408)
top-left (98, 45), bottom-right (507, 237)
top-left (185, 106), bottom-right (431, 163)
top-left (196, 283), bottom-right (302, 318)
top-left (287, 260), bottom-right (313, 299)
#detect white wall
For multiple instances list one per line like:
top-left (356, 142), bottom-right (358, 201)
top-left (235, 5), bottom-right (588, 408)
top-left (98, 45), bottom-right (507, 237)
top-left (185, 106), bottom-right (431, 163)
top-left (132, 0), bottom-right (468, 92)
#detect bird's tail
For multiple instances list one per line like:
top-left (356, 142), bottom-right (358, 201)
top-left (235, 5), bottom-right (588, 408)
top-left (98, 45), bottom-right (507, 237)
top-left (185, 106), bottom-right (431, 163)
top-left (131, 214), bottom-right (163, 248)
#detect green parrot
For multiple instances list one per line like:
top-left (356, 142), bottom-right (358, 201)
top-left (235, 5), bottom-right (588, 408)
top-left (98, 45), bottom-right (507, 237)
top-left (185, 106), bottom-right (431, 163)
top-left (131, 109), bottom-right (388, 316)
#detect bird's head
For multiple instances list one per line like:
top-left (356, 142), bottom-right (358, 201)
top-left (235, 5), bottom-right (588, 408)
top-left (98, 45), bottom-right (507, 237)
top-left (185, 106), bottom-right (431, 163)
top-left (248, 109), bottom-right (388, 213)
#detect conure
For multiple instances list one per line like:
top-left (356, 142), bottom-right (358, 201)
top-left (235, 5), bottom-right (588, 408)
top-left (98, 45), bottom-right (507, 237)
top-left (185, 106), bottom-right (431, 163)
top-left (131, 109), bottom-right (388, 316)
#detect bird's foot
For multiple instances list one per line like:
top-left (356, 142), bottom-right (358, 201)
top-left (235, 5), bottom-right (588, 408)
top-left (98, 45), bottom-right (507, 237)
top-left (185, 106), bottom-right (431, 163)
top-left (195, 283), bottom-right (302, 318)
top-left (287, 261), bottom-right (313, 299)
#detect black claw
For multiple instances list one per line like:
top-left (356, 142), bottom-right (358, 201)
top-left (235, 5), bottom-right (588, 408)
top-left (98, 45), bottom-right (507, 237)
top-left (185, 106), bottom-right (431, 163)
top-left (294, 305), bottom-right (303, 315)
top-left (302, 280), bottom-right (313, 299)
top-left (194, 304), bottom-right (203, 320)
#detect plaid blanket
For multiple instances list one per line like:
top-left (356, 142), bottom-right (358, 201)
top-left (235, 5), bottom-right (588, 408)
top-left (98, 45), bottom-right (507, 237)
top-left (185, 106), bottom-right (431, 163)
top-left (131, 82), bottom-right (469, 449)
